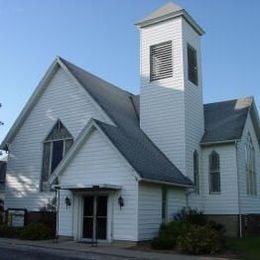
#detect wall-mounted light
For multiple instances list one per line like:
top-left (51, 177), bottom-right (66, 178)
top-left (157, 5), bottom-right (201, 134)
top-left (118, 195), bottom-right (124, 210)
top-left (65, 196), bottom-right (71, 208)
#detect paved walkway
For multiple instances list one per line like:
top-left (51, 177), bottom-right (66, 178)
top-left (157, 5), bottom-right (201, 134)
top-left (0, 238), bottom-right (233, 260)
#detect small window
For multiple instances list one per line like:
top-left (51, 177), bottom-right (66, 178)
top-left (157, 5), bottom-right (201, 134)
top-left (245, 134), bottom-right (257, 195)
top-left (193, 150), bottom-right (199, 193)
top-left (150, 41), bottom-right (172, 81)
top-left (209, 151), bottom-right (221, 193)
top-left (187, 44), bottom-right (198, 85)
top-left (161, 187), bottom-right (167, 222)
top-left (41, 120), bottom-right (73, 192)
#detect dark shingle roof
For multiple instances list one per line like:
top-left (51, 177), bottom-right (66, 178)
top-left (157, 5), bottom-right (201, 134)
top-left (95, 120), bottom-right (192, 185)
top-left (202, 97), bottom-right (252, 144)
top-left (60, 58), bottom-right (192, 186)
top-left (60, 58), bottom-right (255, 185)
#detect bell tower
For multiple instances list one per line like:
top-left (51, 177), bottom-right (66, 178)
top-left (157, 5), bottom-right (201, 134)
top-left (136, 2), bottom-right (205, 177)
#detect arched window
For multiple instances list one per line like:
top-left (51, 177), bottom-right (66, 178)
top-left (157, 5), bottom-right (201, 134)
top-left (193, 150), bottom-right (199, 193)
top-left (245, 133), bottom-right (256, 195)
top-left (40, 120), bottom-right (73, 191)
top-left (209, 151), bottom-right (220, 193)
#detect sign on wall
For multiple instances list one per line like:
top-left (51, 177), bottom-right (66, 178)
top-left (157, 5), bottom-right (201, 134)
top-left (7, 209), bottom-right (26, 227)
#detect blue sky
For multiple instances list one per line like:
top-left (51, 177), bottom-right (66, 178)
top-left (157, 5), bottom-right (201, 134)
top-left (0, 0), bottom-right (260, 142)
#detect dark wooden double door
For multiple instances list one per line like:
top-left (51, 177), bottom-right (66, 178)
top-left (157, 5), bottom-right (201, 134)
top-left (83, 195), bottom-right (108, 240)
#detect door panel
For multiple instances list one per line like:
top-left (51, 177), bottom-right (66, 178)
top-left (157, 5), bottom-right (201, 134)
top-left (83, 196), bottom-right (94, 239)
top-left (82, 195), bottom-right (107, 240)
top-left (96, 196), bottom-right (107, 240)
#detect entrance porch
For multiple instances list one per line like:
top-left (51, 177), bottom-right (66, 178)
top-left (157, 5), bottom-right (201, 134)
top-left (56, 184), bottom-right (123, 243)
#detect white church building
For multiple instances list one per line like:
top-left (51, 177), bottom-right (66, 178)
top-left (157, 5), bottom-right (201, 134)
top-left (1, 3), bottom-right (260, 241)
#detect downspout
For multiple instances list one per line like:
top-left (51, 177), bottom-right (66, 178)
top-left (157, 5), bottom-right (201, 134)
top-left (235, 140), bottom-right (243, 238)
top-left (55, 186), bottom-right (60, 241)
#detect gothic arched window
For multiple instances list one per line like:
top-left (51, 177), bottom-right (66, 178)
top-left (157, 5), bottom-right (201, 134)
top-left (209, 151), bottom-right (220, 193)
top-left (245, 133), bottom-right (257, 195)
top-left (193, 150), bottom-right (199, 193)
top-left (40, 120), bottom-right (73, 191)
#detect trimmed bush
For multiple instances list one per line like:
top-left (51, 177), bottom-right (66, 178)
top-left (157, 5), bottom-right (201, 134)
top-left (177, 224), bottom-right (224, 255)
top-left (20, 224), bottom-right (53, 240)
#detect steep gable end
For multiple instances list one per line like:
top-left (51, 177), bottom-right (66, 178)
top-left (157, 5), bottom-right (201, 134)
top-left (0, 58), bottom-right (112, 149)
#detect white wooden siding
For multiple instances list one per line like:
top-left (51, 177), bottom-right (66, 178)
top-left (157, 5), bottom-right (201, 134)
top-left (167, 187), bottom-right (186, 220)
top-left (58, 189), bottom-right (73, 236)
top-left (5, 66), bottom-right (110, 211)
top-left (138, 183), bottom-right (186, 240)
top-left (237, 114), bottom-right (260, 213)
top-left (201, 144), bottom-right (239, 214)
top-left (139, 17), bottom-right (204, 178)
top-left (59, 129), bottom-right (139, 241)
top-left (139, 17), bottom-right (186, 173)
top-left (138, 183), bottom-right (161, 240)
top-left (182, 19), bottom-right (204, 183)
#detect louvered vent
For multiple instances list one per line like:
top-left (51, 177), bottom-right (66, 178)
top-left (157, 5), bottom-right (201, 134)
top-left (150, 41), bottom-right (172, 81)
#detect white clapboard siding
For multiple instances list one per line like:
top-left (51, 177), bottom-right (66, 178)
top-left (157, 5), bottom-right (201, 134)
top-left (167, 187), bottom-right (186, 220)
top-left (140, 17), bottom-right (186, 174)
top-left (5, 66), bottom-right (110, 211)
top-left (138, 184), bottom-right (187, 240)
top-left (182, 19), bottom-right (204, 182)
top-left (140, 17), bottom-right (204, 178)
top-left (59, 129), bottom-right (139, 241)
top-left (237, 114), bottom-right (260, 213)
top-left (138, 183), bottom-right (162, 240)
top-left (201, 144), bottom-right (239, 214)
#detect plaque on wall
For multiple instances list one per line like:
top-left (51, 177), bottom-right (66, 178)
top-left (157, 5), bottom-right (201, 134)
top-left (7, 209), bottom-right (26, 227)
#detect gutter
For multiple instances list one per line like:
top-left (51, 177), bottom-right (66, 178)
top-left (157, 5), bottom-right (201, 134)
top-left (140, 178), bottom-right (193, 188)
top-left (200, 139), bottom-right (238, 147)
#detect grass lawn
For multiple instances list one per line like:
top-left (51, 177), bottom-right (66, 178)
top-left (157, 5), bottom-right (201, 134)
top-left (227, 236), bottom-right (260, 260)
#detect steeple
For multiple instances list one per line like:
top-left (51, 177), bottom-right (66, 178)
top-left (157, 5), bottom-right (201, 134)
top-left (136, 2), bottom-right (204, 35)
top-left (137, 2), bottom-right (205, 178)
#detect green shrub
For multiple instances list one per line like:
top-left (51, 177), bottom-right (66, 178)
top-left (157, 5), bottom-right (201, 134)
top-left (0, 225), bottom-right (22, 238)
top-left (177, 224), bottom-right (224, 255)
top-left (151, 221), bottom-right (192, 250)
top-left (174, 207), bottom-right (207, 226)
top-left (20, 223), bottom-right (53, 240)
top-left (151, 233), bottom-right (175, 250)
top-left (207, 220), bottom-right (225, 234)
top-left (151, 207), bottom-right (226, 254)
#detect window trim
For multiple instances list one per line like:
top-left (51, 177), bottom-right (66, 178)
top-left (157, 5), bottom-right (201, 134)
top-left (245, 133), bottom-right (257, 196)
top-left (187, 43), bottom-right (198, 86)
top-left (40, 120), bottom-right (73, 192)
top-left (209, 151), bottom-right (221, 194)
top-left (150, 40), bottom-right (173, 82)
top-left (193, 150), bottom-right (199, 194)
top-left (161, 186), bottom-right (168, 223)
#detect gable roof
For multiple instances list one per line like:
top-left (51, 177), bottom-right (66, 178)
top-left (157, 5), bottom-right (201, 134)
top-left (94, 120), bottom-right (191, 186)
top-left (136, 2), bottom-right (205, 35)
top-left (58, 58), bottom-right (192, 186)
top-left (201, 97), bottom-right (260, 145)
top-left (2, 57), bottom-right (192, 187)
top-left (49, 119), bottom-right (192, 187)
top-left (3, 57), bottom-right (259, 187)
